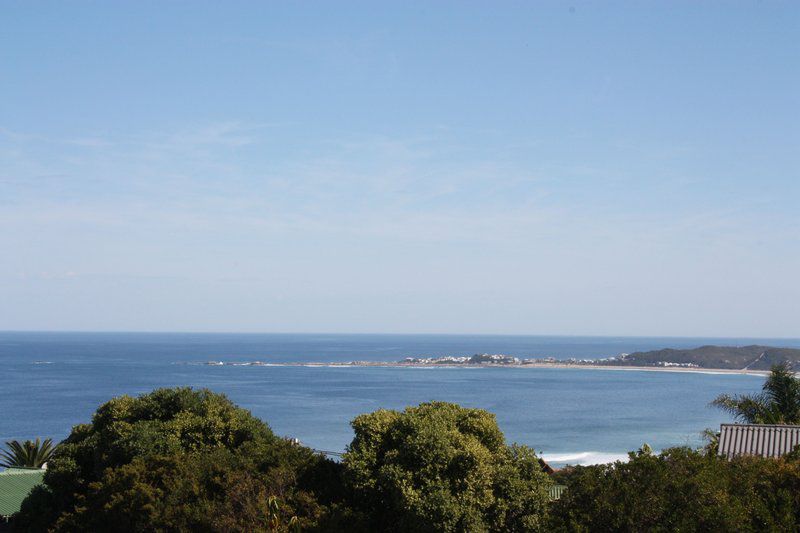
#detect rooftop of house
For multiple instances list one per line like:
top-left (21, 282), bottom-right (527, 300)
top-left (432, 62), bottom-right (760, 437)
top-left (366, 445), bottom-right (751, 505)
top-left (718, 423), bottom-right (800, 460)
top-left (0, 468), bottom-right (45, 519)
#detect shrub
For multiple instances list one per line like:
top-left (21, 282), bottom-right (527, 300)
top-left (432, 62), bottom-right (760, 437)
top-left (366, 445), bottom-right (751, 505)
top-left (547, 447), bottom-right (800, 532)
top-left (15, 388), bottom-right (340, 532)
top-left (343, 401), bottom-right (551, 532)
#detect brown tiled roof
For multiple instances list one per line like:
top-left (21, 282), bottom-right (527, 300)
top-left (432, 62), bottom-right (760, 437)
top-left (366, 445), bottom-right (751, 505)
top-left (538, 457), bottom-right (555, 475)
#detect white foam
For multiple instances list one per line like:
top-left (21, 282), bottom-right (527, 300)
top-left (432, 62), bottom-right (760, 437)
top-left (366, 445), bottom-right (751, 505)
top-left (299, 364), bottom-right (355, 368)
top-left (692, 370), bottom-right (765, 377)
top-left (541, 451), bottom-right (630, 465)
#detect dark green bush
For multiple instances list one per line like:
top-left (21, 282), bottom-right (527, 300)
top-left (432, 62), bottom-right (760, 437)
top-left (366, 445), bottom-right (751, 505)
top-left (548, 446), bottom-right (800, 532)
top-left (15, 388), bottom-right (341, 532)
top-left (343, 401), bottom-right (552, 532)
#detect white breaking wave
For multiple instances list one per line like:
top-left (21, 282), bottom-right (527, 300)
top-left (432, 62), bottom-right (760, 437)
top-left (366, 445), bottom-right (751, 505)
top-left (541, 451), bottom-right (630, 465)
top-left (691, 370), bottom-right (764, 377)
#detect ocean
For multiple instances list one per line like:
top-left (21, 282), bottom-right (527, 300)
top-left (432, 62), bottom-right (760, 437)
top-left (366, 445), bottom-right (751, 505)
top-left (2, 332), bottom-right (796, 466)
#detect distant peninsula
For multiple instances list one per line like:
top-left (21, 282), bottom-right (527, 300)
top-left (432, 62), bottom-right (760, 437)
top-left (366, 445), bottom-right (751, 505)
top-left (202, 345), bottom-right (800, 374)
top-left (604, 345), bottom-right (800, 371)
top-left (395, 345), bottom-right (800, 371)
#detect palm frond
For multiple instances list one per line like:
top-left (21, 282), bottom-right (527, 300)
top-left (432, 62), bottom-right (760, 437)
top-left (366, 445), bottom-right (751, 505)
top-left (712, 362), bottom-right (800, 425)
top-left (0, 438), bottom-right (57, 468)
top-left (762, 362), bottom-right (800, 424)
top-left (710, 393), bottom-right (772, 424)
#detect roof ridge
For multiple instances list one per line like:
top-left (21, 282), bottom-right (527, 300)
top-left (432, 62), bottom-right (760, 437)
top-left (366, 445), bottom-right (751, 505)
top-left (719, 423), bottom-right (800, 428)
top-left (0, 467), bottom-right (46, 475)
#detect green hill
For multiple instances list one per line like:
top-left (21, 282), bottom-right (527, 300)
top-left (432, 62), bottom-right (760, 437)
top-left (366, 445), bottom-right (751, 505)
top-left (615, 345), bottom-right (800, 370)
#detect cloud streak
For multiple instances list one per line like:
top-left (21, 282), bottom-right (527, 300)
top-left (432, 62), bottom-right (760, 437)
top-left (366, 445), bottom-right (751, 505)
top-left (1, 121), bottom-right (798, 335)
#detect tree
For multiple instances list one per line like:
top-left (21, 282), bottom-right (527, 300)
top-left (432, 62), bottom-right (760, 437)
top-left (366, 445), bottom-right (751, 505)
top-left (0, 438), bottom-right (56, 468)
top-left (14, 387), bottom-right (341, 532)
top-left (547, 447), bottom-right (800, 532)
top-left (343, 401), bottom-right (551, 532)
top-left (712, 361), bottom-right (800, 424)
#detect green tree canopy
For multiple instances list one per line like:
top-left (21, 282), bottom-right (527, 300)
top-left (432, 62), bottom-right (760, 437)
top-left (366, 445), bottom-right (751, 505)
top-left (547, 447), bottom-right (800, 532)
top-left (712, 361), bottom-right (800, 424)
top-left (343, 401), bottom-right (551, 532)
top-left (14, 387), bottom-right (341, 532)
top-left (0, 438), bottom-right (56, 468)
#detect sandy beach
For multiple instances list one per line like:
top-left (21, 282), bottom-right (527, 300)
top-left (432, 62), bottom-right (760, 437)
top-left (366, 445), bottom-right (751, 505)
top-left (207, 360), bottom-right (771, 376)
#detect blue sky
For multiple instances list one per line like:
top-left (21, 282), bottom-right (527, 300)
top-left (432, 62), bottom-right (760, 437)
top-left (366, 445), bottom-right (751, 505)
top-left (1, 2), bottom-right (798, 336)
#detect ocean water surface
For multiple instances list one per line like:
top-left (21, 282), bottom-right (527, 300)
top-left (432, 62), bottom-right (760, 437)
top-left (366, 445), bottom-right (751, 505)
top-left (3, 332), bottom-right (796, 465)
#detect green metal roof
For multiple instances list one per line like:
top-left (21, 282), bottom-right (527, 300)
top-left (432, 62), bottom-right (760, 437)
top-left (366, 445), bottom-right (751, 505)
top-left (0, 468), bottom-right (45, 518)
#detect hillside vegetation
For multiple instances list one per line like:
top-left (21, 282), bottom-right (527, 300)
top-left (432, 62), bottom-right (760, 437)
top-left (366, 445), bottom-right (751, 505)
top-left (616, 345), bottom-right (800, 370)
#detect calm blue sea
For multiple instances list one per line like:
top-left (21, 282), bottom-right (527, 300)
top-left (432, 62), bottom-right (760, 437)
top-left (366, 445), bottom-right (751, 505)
top-left (3, 332), bottom-right (798, 465)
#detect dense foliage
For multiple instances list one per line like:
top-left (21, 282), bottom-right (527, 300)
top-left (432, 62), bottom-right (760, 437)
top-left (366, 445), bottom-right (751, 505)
top-left (0, 438), bottom-right (56, 468)
top-left (343, 401), bottom-right (552, 532)
top-left (14, 388), bottom-right (345, 532)
top-left (712, 362), bottom-right (800, 424)
top-left (12, 387), bottom-right (800, 532)
top-left (548, 446), bottom-right (800, 532)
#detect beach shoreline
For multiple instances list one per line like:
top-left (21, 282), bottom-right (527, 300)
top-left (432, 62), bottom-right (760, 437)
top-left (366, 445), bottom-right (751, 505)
top-left (203, 360), bottom-right (770, 376)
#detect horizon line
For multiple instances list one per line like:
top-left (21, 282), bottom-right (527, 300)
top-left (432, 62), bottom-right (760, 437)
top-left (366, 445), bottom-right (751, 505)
top-left (1, 329), bottom-right (799, 341)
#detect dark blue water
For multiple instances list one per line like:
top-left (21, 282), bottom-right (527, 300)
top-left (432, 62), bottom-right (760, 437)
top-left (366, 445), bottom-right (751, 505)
top-left (3, 332), bottom-right (796, 465)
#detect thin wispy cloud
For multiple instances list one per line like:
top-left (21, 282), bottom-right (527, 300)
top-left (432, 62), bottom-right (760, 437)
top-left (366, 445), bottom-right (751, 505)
top-left (2, 0), bottom-right (797, 334)
top-left (1, 121), bottom-right (794, 249)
